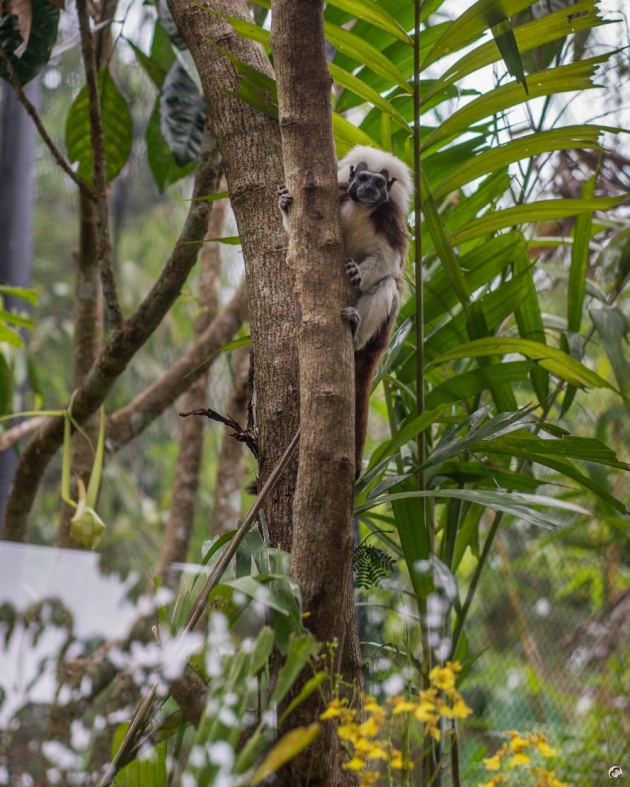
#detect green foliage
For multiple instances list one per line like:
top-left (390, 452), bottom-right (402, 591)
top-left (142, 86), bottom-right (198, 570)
top-left (0, 0), bottom-right (59, 85)
top-left (65, 69), bottom-right (133, 185)
top-left (353, 544), bottom-right (397, 589)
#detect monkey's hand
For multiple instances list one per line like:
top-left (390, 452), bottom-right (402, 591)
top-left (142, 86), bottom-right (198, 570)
top-left (345, 258), bottom-right (363, 289)
top-left (341, 306), bottom-right (361, 334)
top-left (277, 185), bottom-right (293, 213)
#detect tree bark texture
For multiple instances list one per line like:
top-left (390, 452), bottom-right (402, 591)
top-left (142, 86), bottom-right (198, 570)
top-left (156, 195), bottom-right (225, 577)
top-left (270, 1), bottom-right (356, 784)
top-left (167, 0), bottom-right (299, 554)
top-left (210, 344), bottom-right (251, 537)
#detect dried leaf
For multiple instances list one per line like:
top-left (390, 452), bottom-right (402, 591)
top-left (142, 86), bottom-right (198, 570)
top-left (6, 0), bottom-right (32, 56)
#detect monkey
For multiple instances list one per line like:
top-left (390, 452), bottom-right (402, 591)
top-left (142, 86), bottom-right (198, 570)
top-left (278, 145), bottom-right (413, 478)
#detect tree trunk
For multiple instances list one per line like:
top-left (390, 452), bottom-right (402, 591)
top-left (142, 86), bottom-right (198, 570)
top-left (156, 188), bottom-right (225, 577)
top-left (166, 0), bottom-right (299, 554)
top-left (210, 344), bottom-right (251, 536)
top-left (270, 2), bottom-right (357, 783)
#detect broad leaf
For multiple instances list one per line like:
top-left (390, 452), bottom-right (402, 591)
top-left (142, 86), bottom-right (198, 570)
top-left (159, 61), bottom-right (207, 167)
top-left (65, 69), bottom-right (132, 185)
top-left (0, 0), bottom-right (59, 85)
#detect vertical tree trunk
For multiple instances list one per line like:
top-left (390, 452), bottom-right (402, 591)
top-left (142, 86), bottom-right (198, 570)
top-left (167, 0), bottom-right (299, 553)
top-left (210, 343), bottom-right (251, 536)
top-left (55, 2), bottom-right (117, 546)
top-left (157, 179), bottom-right (224, 577)
top-left (270, 2), bottom-right (357, 783)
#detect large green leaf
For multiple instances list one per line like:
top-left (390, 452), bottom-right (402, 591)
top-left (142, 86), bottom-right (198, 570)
top-left (432, 126), bottom-right (604, 200)
top-left (433, 337), bottom-right (613, 390)
top-left (568, 174), bottom-right (597, 333)
top-left (421, 0), bottom-right (605, 105)
top-left (471, 434), bottom-right (628, 513)
top-left (448, 196), bottom-right (625, 247)
top-left (325, 0), bottom-right (412, 43)
top-left (425, 361), bottom-right (532, 408)
top-left (112, 723), bottom-right (167, 787)
top-left (591, 306), bottom-right (630, 405)
top-left (423, 56), bottom-right (610, 152)
top-left (0, 0), bottom-right (59, 86)
top-left (146, 98), bottom-right (196, 192)
top-left (159, 61), bottom-right (207, 167)
top-left (356, 489), bottom-right (590, 529)
top-left (421, 0), bottom-right (541, 69)
top-left (65, 69), bottom-right (132, 185)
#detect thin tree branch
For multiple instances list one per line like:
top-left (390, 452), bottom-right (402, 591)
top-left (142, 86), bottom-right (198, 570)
top-left (179, 405), bottom-right (257, 459)
top-left (0, 42), bottom-right (95, 200)
top-left (1, 136), bottom-right (221, 542)
top-left (76, 0), bottom-right (123, 329)
top-left (0, 416), bottom-right (46, 452)
top-left (106, 279), bottom-right (248, 452)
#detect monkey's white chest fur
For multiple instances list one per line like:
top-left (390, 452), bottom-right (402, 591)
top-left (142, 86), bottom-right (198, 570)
top-left (341, 200), bottom-right (402, 351)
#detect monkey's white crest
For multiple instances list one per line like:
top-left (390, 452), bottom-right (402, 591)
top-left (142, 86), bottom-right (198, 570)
top-left (338, 145), bottom-right (413, 214)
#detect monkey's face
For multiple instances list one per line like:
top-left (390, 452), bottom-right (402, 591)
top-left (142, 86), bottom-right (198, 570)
top-left (348, 162), bottom-right (390, 208)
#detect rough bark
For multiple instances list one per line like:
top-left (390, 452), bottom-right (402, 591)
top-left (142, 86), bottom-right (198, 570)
top-left (270, 2), bottom-right (356, 784)
top-left (210, 344), bottom-right (251, 536)
top-left (166, 0), bottom-right (299, 553)
top-left (156, 195), bottom-right (226, 577)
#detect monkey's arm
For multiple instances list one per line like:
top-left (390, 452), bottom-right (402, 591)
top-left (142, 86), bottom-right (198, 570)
top-left (277, 185), bottom-right (293, 234)
top-left (345, 249), bottom-right (402, 292)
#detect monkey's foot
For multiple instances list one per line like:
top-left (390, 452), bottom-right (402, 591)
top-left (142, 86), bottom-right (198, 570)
top-left (344, 258), bottom-right (363, 288)
top-left (277, 185), bottom-right (293, 212)
top-left (341, 306), bottom-right (361, 332)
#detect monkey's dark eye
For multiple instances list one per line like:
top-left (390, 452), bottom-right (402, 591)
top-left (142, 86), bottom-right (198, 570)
top-left (358, 173), bottom-right (369, 182)
top-left (374, 177), bottom-right (385, 188)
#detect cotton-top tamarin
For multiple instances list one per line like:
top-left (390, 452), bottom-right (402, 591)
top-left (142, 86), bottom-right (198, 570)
top-left (278, 145), bottom-right (413, 478)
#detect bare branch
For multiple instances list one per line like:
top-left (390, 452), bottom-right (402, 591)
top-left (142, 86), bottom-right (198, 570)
top-left (0, 43), bottom-right (95, 200)
top-left (76, 0), bottom-right (123, 329)
top-left (0, 416), bottom-right (46, 452)
top-left (106, 279), bottom-right (248, 452)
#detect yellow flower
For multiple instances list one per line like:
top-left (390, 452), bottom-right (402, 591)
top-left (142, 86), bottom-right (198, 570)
top-left (320, 698), bottom-right (348, 720)
top-left (413, 701), bottom-right (438, 723)
top-left (510, 752), bottom-right (531, 766)
top-left (536, 741), bottom-right (557, 758)
top-left (392, 699), bottom-right (417, 714)
top-left (342, 756), bottom-right (365, 772)
top-left (337, 724), bottom-right (360, 744)
top-left (359, 716), bottom-right (381, 738)
top-left (390, 749), bottom-right (413, 770)
top-left (429, 665), bottom-right (457, 690)
top-left (363, 742), bottom-right (388, 760)
top-left (509, 735), bottom-right (529, 754)
top-left (483, 755), bottom-right (502, 771)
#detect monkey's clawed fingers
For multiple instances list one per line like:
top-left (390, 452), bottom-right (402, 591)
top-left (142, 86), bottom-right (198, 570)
top-left (344, 258), bottom-right (363, 288)
top-left (341, 306), bottom-right (361, 330)
top-left (277, 185), bottom-right (294, 212)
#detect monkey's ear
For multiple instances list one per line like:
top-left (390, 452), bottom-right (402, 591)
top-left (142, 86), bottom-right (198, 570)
top-left (387, 176), bottom-right (397, 191)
